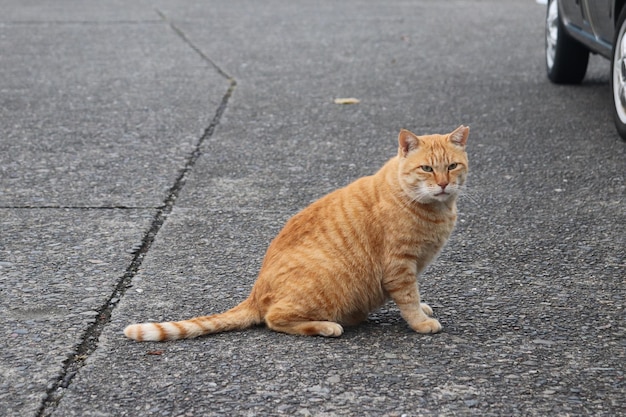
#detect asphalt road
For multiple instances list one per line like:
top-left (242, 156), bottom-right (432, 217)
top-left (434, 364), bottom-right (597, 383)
top-left (1, 1), bottom-right (624, 416)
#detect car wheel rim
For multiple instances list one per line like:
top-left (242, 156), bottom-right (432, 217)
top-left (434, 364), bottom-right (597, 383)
top-left (613, 24), bottom-right (626, 124)
top-left (546, 0), bottom-right (558, 70)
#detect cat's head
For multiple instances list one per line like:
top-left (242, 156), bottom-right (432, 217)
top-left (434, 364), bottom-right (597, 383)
top-left (396, 126), bottom-right (469, 204)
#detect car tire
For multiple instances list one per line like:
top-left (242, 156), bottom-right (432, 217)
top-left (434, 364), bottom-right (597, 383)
top-left (545, 0), bottom-right (589, 84)
top-left (611, 7), bottom-right (626, 140)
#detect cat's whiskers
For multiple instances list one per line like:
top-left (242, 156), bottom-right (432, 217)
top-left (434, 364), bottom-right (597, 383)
top-left (392, 186), bottom-right (439, 211)
top-left (456, 183), bottom-right (480, 206)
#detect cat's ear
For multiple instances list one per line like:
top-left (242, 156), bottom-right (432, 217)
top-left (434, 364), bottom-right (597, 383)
top-left (449, 125), bottom-right (469, 147)
top-left (398, 129), bottom-right (420, 157)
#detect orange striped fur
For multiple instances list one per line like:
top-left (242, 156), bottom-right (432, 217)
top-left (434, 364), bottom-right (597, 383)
top-left (124, 126), bottom-right (469, 341)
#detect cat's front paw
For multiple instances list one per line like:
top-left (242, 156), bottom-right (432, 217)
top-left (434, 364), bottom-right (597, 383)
top-left (411, 318), bottom-right (442, 334)
top-left (420, 302), bottom-right (433, 316)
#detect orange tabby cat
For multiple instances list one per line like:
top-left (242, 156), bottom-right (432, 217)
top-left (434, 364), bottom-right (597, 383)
top-left (124, 126), bottom-right (469, 341)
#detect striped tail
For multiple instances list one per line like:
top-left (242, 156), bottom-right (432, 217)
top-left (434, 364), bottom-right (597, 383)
top-left (123, 299), bottom-right (260, 342)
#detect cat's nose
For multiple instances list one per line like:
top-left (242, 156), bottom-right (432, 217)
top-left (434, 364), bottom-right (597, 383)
top-left (438, 182), bottom-right (448, 190)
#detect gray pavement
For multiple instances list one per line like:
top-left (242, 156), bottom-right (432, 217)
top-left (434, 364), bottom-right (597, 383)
top-left (1, 1), bottom-right (624, 416)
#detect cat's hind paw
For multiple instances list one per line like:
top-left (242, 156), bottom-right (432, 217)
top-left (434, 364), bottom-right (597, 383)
top-left (411, 318), bottom-right (442, 334)
top-left (266, 318), bottom-right (344, 337)
top-left (317, 322), bottom-right (344, 337)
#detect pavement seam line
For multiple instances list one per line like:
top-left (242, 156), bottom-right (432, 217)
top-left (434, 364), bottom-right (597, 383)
top-left (34, 15), bottom-right (237, 417)
top-left (0, 206), bottom-right (162, 209)
top-left (0, 20), bottom-right (164, 25)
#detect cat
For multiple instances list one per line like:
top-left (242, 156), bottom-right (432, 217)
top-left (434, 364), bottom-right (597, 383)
top-left (124, 126), bottom-right (469, 341)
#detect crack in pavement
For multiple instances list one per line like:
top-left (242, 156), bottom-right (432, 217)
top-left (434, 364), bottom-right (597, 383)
top-left (156, 8), bottom-right (236, 81)
top-left (34, 10), bottom-right (237, 417)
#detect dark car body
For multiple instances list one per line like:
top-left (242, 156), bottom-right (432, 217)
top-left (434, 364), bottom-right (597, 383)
top-left (546, 0), bottom-right (626, 139)
top-left (558, 1), bottom-right (618, 58)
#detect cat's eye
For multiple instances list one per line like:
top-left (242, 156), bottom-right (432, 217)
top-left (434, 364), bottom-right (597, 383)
top-left (448, 163), bottom-right (458, 171)
top-left (420, 166), bottom-right (433, 172)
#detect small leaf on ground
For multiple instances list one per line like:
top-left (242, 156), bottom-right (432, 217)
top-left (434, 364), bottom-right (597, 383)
top-left (333, 98), bottom-right (360, 104)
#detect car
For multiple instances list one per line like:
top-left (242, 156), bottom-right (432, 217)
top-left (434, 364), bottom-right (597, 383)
top-left (545, 0), bottom-right (626, 140)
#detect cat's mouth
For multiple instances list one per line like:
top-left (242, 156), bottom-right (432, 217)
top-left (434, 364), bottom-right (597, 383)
top-left (433, 191), bottom-right (453, 201)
